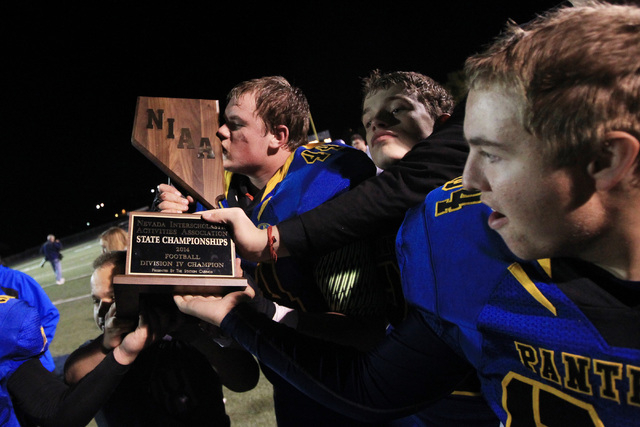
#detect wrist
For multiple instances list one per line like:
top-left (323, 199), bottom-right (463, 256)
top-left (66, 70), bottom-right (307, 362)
top-left (112, 345), bottom-right (137, 366)
top-left (266, 226), bottom-right (279, 263)
top-left (269, 226), bottom-right (289, 258)
top-left (100, 335), bottom-right (114, 354)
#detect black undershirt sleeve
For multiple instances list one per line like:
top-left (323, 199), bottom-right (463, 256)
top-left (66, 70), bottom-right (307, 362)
top-left (221, 303), bottom-right (474, 422)
top-left (8, 352), bottom-right (130, 427)
top-left (278, 100), bottom-right (468, 258)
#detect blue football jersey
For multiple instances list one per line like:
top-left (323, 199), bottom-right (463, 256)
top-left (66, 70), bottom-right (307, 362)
top-left (0, 296), bottom-right (48, 427)
top-left (0, 265), bottom-right (59, 371)
top-left (396, 177), bottom-right (640, 426)
top-left (222, 141), bottom-right (378, 314)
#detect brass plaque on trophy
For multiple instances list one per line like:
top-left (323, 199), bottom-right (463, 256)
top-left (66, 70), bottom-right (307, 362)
top-left (126, 212), bottom-right (236, 277)
top-left (131, 96), bottom-right (224, 209)
top-left (114, 212), bottom-right (246, 318)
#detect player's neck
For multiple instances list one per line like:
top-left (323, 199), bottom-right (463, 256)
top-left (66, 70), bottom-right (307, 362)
top-left (247, 150), bottom-right (292, 190)
top-left (591, 233), bottom-right (640, 281)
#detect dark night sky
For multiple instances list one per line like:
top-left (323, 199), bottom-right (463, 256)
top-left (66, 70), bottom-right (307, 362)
top-left (2, 2), bottom-right (564, 257)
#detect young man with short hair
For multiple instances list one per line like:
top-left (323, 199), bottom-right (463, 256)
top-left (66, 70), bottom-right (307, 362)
top-left (350, 133), bottom-right (368, 152)
top-left (64, 251), bottom-right (243, 426)
top-left (359, 69), bottom-right (496, 426)
top-left (175, 3), bottom-right (640, 426)
top-left (159, 76), bottom-right (382, 426)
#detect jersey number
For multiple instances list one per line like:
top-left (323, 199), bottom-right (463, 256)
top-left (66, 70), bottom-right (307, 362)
top-left (503, 373), bottom-right (602, 426)
top-left (435, 189), bottom-right (481, 216)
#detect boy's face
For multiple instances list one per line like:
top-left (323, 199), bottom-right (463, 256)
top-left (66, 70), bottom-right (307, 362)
top-left (352, 138), bottom-right (367, 152)
top-left (217, 92), bottom-right (276, 177)
top-left (462, 86), bottom-right (601, 261)
top-left (362, 85), bottom-right (435, 169)
top-left (91, 264), bottom-right (115, 331)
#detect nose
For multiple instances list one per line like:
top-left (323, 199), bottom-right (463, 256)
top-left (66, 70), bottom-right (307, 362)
top-left (371, 118), bottom-right (387, 130)
top-left (461, 151), bottom-right (487, 192)
top-left (217, 123), bottom-right (230, 141)
top-left (370, 111), bottom-right (392, 131)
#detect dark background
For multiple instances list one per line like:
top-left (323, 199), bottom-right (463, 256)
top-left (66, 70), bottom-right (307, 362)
top-left (2, 2), bottom-right (564, 257)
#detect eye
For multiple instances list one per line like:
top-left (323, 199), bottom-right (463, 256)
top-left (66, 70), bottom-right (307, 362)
top-left (481, 150), bottom-right (501, 163)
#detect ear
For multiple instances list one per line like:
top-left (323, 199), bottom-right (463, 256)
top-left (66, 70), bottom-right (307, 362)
top-left (433, 113), bottom-right (451, 131)
top-left (588, 131), bottom-right (640, 191)
top-left (269, 125), bottom-right (290, 149)
top-left (436, 113), bottom-right (451, 126)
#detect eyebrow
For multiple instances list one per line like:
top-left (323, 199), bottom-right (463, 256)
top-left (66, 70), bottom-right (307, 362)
top-left (465, 137), bottom-right (505, 148)
top-left (361, 94), bottom-right (412, 118)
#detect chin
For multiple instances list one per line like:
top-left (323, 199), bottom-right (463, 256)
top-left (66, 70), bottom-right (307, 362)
top-left (499, 234), bottom-right (542, 261)
top-left (507, 242), bottom-right (555, 262)
top-left (373, 155), bottom-right (396, 170)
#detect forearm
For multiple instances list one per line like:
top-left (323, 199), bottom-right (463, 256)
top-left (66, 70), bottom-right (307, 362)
top-left (63, 336), bottom-right (109, 384)
top-left (220, 303), bottom-right (473, 421)
top-left (9, 353), bottom-right (130, 427)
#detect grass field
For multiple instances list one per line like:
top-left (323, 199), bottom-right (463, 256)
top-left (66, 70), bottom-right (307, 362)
top-left (9, 237), bottom-right (277, 426)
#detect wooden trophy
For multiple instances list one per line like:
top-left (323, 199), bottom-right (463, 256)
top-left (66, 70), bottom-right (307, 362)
top-left (113, 97), bottom-right (246, 318)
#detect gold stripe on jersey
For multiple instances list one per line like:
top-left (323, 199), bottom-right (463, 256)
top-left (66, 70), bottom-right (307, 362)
top-left (40, 326), bottom-right (48, 352)
top-left (508, 262), bottom-right (557, 316)
top-left (538, 258), bottom-right (552, 278)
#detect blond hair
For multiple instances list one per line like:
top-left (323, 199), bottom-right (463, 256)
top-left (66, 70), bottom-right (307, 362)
top-left (465, 3), bottom-right (640, 167)
top-left (227, 76), bottom-right (310, 151)
top-left (99, 226), bottom-right (128, 253)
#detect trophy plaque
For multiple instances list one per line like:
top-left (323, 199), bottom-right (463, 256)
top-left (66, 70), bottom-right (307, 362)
top-left (114, 97), bottom-right (246, 318)
top-left (132, 96), bottom-right (225, 209)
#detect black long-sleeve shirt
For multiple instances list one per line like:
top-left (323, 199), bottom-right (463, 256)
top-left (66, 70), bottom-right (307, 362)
top-left (221, 303), bottom-right (474, 422)
top-left (278, 100), bottom-right (468, 257)
top-left (8, 352), bottom-right (129, 427)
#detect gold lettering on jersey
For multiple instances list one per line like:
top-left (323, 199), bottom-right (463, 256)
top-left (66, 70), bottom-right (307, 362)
top-left (594, 360), bottom-right (623, 403)
top-left (562, 353), bottom-right (593, 395)
top-left (442, 176), bottom-right (463, 190)
top-left (502, 372), bottom-right (603, 425)
top-left (300, 144), bottom-right (342, 164)
top-left (435, 177), bottom-right (483, 216)
top-left (627, 366), bottom-right (640, 407)
top-left (513, 341), bottom-right (640, 406)
top-left (434, 189), bottom-right (482, 216)
top-left (540, 348), bottom-right (562, 385)
top-left (515, 342), bottom-right (538, 372)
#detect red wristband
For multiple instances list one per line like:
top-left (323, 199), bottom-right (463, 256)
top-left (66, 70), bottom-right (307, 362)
top-left (267, 226), bottom-right (278, 263)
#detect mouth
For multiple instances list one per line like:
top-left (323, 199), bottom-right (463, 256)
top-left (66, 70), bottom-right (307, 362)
top-left (487, 209), bottom-right (507, 230)
top-left (221, 145), bottom-right (229, 159)
top-left (370, 131), bottom-right (396, 146)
